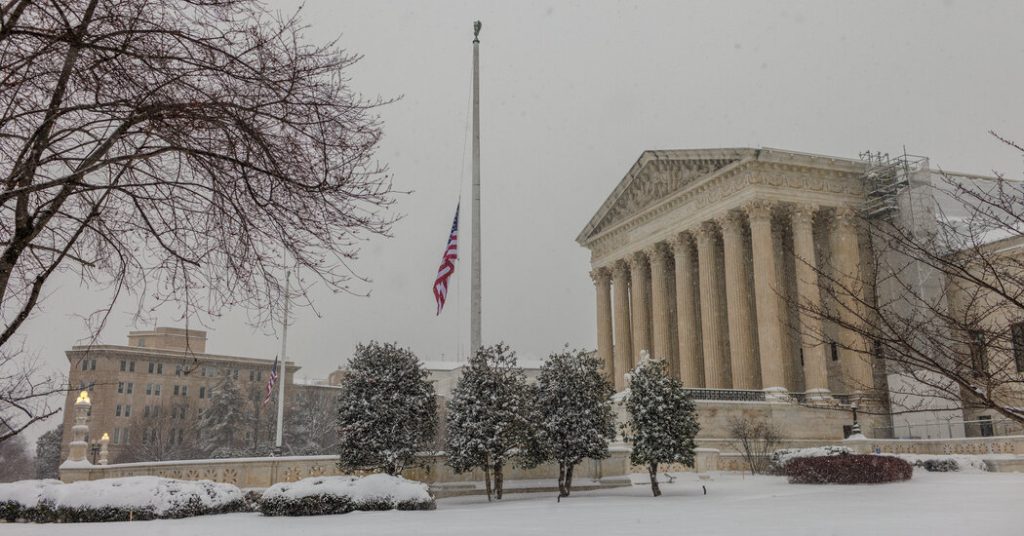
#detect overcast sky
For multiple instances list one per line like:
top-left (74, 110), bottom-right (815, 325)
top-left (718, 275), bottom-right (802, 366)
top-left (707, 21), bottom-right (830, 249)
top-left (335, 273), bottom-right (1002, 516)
top-left (18, 0), bottom-right (1024, 436)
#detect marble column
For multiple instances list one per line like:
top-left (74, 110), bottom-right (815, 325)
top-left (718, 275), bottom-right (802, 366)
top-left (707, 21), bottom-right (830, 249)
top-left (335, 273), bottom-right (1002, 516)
top-left (696, 222), bottom-right (731, 389)
top-left (790, 204), bottom-right (831, 400)
top-left (629, 251), bottom-right (652, 362)
top-left (647, 243), bottom-right (674, 362)
top-left (833, 207), bottom-right (874, 396)
top-left (720, 212), bottom-right (761, 390)
top-left (671, 232), bottom-right (705, 387)
top-left (612, 261), bottom-right (633, 391)
top-left (746, 201), bottom-right (788, 399)
top-left (591, 267), bottom-right (615, 380)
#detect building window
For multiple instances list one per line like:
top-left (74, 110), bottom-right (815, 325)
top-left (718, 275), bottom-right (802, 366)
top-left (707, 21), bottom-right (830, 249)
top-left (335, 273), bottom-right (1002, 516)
top-left (157, 363), bottom-right (163, 374)
top-left (199, 386), bottom-right (206, 399)
top-left (115, 404), bottom-right (122, 417)
top-left (181, 385), bottom-right (188, 397)
top-left (979, 415), bottom-right (994, 437)
top-left (257, 370), bottom-right (262, 381)
top-left (129, 361), bottom-right (136, 372)
top-left (120, 360), bottom-right (127, 372)
top-left (117, 382), bottom-right (125, 394)
top-left (176, 365), bottom-right (182, 376)
top-left (138, 337), bottom-right (146, 348)
top-left (90, 359), bottom-right (96, 371)
top-left (968, 329), bottom-right (987, 374)
top-left (124, 405), bottom-right (132, 417)
top-left (149, 362), bottom-right (155, 374)
top-left (154, 384), bottom-right (161, 396)
top-left (80, 360), bottom-right (88, 371)
top-left (87, 381), bottom-right (95, 392)
top-left (146, 383), bottom-right (152, 396)
top-left (112, 428), bottom-right (121, 445)
top-left (126, 382), bottom-right (134, 394)
top-left (144, 405), bottom-right (151, 418)
top-left (123, 429), bottom-right (130, 445)
top-left (249, 369), bottom-right (255, 382)
top-left (830, 341), bottom-right (839, 362)
top-left (232, 368), bottom-right (239, 380)
top-left (173, 385), bottom-right (179, 396)
top-left (1011, 322), bottom-right (1024, 374)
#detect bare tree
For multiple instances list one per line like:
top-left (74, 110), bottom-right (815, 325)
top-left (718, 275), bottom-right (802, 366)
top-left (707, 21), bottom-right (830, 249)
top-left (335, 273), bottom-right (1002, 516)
top-left (0, 425), bottom-right (34, 481)
top-left (727, 416), bottom-right (781, 475)
top-left (0, 0), bottom-right (396, 441)
top-left (0, 347), bottom-right (62, 442)
top-left (793, 136), bottom-right (1024, 428)
top-left (116, 403), bottom-right (201, 463)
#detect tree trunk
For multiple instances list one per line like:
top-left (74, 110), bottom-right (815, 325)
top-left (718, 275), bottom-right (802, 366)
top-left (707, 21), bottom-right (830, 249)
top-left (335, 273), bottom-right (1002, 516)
top-left (648, 462), bottom-right (661, 497)
top-left (494, 461), bottom-right (504, 500)
top-left (557, 462), bottom-right (567, 497)
top-left (565, 463), bottom-right (575, 497)
top-left (484, 459), bottom-right (492, 502)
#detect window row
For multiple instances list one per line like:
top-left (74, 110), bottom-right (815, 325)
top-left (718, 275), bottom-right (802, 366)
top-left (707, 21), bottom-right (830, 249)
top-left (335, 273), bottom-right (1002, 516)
top-left (79, 359), bottom-right (97, 371)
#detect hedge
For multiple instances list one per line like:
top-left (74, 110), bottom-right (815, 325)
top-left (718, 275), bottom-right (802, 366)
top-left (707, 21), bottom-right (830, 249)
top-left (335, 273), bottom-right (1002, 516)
top-left (785, 454), bottom-right (913, 484)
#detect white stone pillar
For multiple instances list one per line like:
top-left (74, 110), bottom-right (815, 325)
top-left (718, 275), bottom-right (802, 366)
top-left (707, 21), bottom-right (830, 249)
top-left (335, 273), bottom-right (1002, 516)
top-left (696, 222), bottom-right (731, 389)
top-left (591, 267), bottom-right (615, 379)
top-left (612, 260), bottom-right (634, 391)
top-left (67, 390), bottom-right (92, 464)
top-left (628, 251), bottom-right (652, 363)
top-left (647, 243), bottom-right (674, 363)
top-left (746, 201), bottom-right (788, 399)
top-left (791, 204), bottom-right (831, 400)
top-left (671, 232), bottom-right (705, 387)
top-left (833, 207), bottom-right (875, 396)
top-left (720, 212), bottom-right (761, 390)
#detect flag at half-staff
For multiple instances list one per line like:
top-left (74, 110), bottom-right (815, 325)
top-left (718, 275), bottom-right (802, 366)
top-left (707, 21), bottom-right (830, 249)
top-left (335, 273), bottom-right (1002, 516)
top-left (434, 203), bottom-right (460, 315)
top-left (263, 354), bottom-right (279, 405)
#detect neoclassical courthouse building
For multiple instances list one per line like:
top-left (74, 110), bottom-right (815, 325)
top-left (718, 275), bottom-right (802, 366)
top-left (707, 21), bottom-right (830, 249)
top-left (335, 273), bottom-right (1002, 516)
top-left (578, 147), bottom-right (1024, 441)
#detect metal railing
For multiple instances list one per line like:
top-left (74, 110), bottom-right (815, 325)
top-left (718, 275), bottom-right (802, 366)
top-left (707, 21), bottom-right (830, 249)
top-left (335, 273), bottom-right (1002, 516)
top-left (683, 388), bottom-right (766, 402)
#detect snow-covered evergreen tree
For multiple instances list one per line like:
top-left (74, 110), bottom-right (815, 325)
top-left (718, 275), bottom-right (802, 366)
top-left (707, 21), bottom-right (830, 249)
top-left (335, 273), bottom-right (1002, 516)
top-left (622, 351), bottom-right (700, 496)
top-left (336, 341), bottom-right (437, 475)
top-left (446, 342), bottom-right (532, 500)
top-left (197, 375), bottom-right (248, 456)
top-left (34, 425), bottom-right (62, 479)
top-left (529, 347), bottom-right (616, 497)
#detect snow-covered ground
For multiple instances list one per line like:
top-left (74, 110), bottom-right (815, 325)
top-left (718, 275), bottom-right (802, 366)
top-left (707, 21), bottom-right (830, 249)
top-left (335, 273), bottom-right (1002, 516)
top-left (4, 471), bottom-right (1023, 535)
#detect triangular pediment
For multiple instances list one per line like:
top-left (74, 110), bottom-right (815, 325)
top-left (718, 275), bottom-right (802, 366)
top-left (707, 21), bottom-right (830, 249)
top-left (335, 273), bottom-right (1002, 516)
top-left (577, 149), bottom-right (754, 244)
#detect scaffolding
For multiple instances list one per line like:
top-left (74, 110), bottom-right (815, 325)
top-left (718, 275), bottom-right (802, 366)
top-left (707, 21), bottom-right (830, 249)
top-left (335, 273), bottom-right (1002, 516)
top-left (859, 150), bottom-right (927, 219)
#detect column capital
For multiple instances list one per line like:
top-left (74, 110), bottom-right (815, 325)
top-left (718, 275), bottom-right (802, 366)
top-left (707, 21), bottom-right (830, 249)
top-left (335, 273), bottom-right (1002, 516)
top-left (590, 266), bottom-right (612, 285)
top-left (695, 221), bottom-right (719, 242)
top-left (644, 242), bottom-right (671, 265)
top-left (717, 210), bottom-right (746, 236)
top-left (670, 231), bottom-right (694, 252)
top-left (744, 199), bottom-right (775, 223)
top-left (833, 205), bottom-right (860, 229)
top-left (790, 203), bottom-right (819, 228)
top-left (612, 259), bottom-right (631, 279)
top-left (627, 250), bottom-right (649, 270)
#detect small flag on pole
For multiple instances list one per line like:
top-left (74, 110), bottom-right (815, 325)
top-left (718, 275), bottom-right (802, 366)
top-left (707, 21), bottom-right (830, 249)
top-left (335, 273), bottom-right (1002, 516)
top-left (433, 204), bottom-right (460, 315)
top-left (263, 355), bottom-right (279, 406)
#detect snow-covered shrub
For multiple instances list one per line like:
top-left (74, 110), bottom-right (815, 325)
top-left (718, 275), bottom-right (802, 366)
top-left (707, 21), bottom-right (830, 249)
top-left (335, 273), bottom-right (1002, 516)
top-left (446, 342), bottom-right (534, 501)
top-left (918, 458), bottom-right (960, 472)
top-left (336, 341), bottom-right (437, 476)
top-left (770, 445), bottom-right (852, 469)
top-left (259, 474), bottom-right (434, 516)
top-left (621, 352), bottom-right (699, 497)
top-left (522, 347), bottom-right (616, 498)
top-left (785, 455), bottom-right (913, 484)
top-left (0, 477), bottom-right (244, 523)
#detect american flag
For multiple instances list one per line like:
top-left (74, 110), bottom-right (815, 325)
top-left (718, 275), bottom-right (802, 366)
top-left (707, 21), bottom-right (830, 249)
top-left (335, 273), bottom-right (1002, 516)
top-left (263, 355), bottom-right (279, 406)
top-left (433, 204), bottom-right (460, 315)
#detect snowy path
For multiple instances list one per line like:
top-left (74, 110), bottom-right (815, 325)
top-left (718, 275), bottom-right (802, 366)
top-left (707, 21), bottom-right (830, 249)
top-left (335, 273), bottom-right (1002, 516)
top-left (4, 471), bottom-right (1022, 536)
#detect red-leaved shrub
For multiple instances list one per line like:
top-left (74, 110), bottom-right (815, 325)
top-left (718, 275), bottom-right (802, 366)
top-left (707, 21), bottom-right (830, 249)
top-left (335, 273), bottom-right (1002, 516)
top-left (784, 454), bottom-right (913, 484)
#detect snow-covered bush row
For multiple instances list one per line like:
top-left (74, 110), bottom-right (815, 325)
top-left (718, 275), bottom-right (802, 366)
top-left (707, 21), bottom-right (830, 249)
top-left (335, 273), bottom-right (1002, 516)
top-left (770, 446), bottom-right (852, 467)
top-left (785, 454), bottom-right (913, 484)
top-left (0, 477), bottom-right (246, 523)
top-left (259, 474), bottom-right (434, 516)
top-left (892, 454), bottom-right (993, 473)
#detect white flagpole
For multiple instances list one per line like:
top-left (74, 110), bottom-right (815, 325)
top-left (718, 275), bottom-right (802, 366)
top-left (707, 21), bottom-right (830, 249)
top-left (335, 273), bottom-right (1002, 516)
top-left (275, 271), bottom-right (290, 452)
top-left (470, 21), bottom-right (482, 357)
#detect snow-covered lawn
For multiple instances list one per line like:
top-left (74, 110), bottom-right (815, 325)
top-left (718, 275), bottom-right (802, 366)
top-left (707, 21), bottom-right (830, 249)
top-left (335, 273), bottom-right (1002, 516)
top-left (4, 471), bottom-right (1023, 535)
